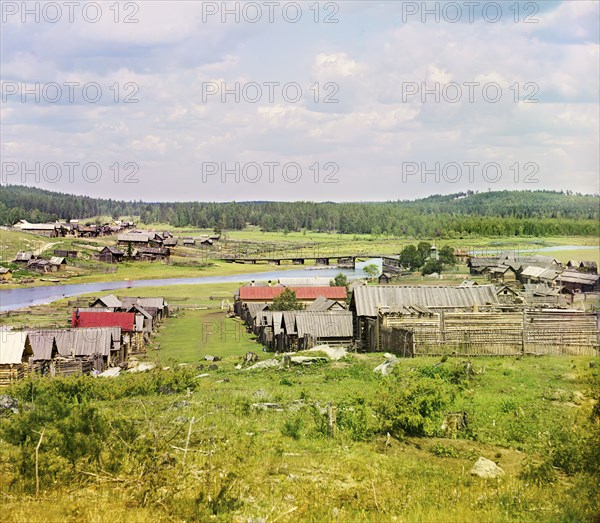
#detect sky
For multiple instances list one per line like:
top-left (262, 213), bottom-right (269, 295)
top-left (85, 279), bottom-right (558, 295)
top-left (1, 0), bottom-right (599, 201)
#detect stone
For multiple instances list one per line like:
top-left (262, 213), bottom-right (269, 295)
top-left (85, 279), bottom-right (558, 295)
top-left (242, 351), bottom-right (259, 365)
top-left (127, 362), bottom-right (156, 373)
top-left (244, 359), bottom-right (280, 371)
top-left (470, 457), bottom-right (504, 479)
top-left (373, 356), bottom-right (398, 376)
top-left (290, 355), bottom-right (327, 365)
top-left (0, 395), bottom-right (18, 414)
top-left (251, 403), bottom-right (284, 412)
top-left (306, 345), bottom-right (348, 360)
top-left (98, 367), bottom-right (121, 377)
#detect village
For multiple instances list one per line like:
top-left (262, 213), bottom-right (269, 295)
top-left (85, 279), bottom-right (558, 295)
top-left (1, 218), bottom-right (598, 386)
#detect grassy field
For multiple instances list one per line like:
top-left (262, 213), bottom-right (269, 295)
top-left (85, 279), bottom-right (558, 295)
top-left (151, 310), bottom-right (258, 363)
top-left (0, 354), bottom-right (598, 522)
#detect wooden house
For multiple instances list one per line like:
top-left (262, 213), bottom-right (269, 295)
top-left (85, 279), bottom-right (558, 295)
top-left (488, 265), bottom-right (519, 285)
top-left (556, 271), bottom-right (600, 293)
top-left (26, 259), bottom-right (54, 273)
top-left (134, 247), bottom-right (170, 261)
top-left (349, 285), bottom-right (499, 350)
top-left (0, 267), bottom-right (13, 281)
top-left (293, 311), bottom-right (353, 350)
top-left (567, 260), bottom-right (598, 274)
top-left (52, 327), bottom-right (123, 373)
top-left (0, 332), bottom-right (33, 386)
top-left (89, 294), bottom-right (123, 310)
top-left (120, 297), bottom-right (169, 322)
top-left (78, 225), bottom-right (99, 237)
top-left (378, 272), bottom-right (393, 284)
top-left (13, 252), bottom-right (34, 264)
top-left (14, 221), bottom-right (61, 237)
top-left (54, 249), bottom-right (78, 258)
top-left (49, 257), bottom-right (67, 270)
top-left (118, 232), bottom-right (152, 247)
top-left (27, 330), bottom-right (59, 376)
top-left (496, 285), bottom-right (520, 304)
top-left (237, 286), bottom-right (347, 307)
top-left (98, 246), bottom-right (125, 263)
top-left (305, 295), bottom-right (346, 312)
top-left (519, 266), bottom-right (561, 286)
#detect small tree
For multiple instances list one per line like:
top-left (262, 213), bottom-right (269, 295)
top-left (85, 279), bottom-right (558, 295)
top-left (422, 259), bottom-right (443, 275)
top-left (330, 273), bottom-right (348, 288)
top-left (417, 241), bottom-right (433, 265)
top-left (363, 264), bottom-right (379, 280)
top-left (438, 245), bottom-right (456, 265)
top-left (271, 288), bottom-right (304, 311)
top-left (399, 245), bottom-right (421, 270)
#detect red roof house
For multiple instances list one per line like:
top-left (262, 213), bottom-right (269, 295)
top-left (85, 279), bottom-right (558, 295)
top-left (239, 286), bottom-right (347, 302)
top-left (72, 311), bottom-right (135, 332)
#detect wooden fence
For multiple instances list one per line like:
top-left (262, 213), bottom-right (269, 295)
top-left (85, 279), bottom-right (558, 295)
top-left (375, 310), bottom-right (599, 357)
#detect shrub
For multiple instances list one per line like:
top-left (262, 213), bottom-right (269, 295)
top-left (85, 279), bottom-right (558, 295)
top-left (373, 373), bottom-right (455, 438)
top-left (281, 415), bottom-right (303, 440)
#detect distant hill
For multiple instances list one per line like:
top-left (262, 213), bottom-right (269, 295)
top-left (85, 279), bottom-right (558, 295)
top-left (0, 185), bottom-right (598, 237)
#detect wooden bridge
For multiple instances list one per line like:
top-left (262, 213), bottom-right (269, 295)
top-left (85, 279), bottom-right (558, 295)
top-left (217, 254), bottom-right (402, 269)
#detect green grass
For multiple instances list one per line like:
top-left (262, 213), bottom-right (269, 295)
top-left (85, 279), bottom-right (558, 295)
top-left (1, 355), bottom-right (598, 522)
top-left (151, 309), bottom-right (258, 363)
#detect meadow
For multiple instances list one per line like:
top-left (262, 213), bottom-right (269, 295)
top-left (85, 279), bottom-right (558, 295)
top-left (0, 354), bottom-right (598, 522)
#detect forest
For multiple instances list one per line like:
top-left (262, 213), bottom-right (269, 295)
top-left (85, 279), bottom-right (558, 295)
top-left (0, 185), bottom-right (598, 237)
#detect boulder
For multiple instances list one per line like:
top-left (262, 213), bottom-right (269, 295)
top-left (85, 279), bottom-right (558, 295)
top-left (242, 351), bottom-right (259, 365)
top-left (306, 345), bottom-right (347, 360)
top-left (251, 403), bottom-right (284, 412)
top-left (244, 358), bottom-right (280, 371)
top-left (374, 355), bottom-right (398, 376)
top-left (98, 367), bottom-right (121, 378)
top-left (470, 457), bottom-right (504, 479)
top-left (0, 395), bottom-right (18, 414)
top-left (127, 362), bottom-right (156, 373)
top-left (290, 356), bottom-right (328, 365)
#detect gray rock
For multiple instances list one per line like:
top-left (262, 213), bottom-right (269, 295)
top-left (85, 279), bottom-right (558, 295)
top-left (470, 457), bottom-right (505, 479)
top-left (0, 395), bottom-right (18, 414)
top-left (290, 356), bottom-right (327, 365)
top-left (251, 403), bottom-right (284, 412)
top-left (373, 356), bottom-right (398, 376)
top-left (244, 358), bottom-right (280, 371)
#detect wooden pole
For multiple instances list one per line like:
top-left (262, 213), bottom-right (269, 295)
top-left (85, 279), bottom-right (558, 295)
top-left (35, 428), bottom-right (45, 497)
top-left (183, 417), bottom-right (195, 467)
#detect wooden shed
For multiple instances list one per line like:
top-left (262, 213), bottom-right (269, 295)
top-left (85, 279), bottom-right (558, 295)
top-left (0, 332), bottom-right (33, 386)
top-left (98, 246), bottom-right (125, 263)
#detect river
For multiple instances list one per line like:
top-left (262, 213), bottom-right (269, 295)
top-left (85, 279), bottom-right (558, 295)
top-left (0, 259), bottom-right (382, 312)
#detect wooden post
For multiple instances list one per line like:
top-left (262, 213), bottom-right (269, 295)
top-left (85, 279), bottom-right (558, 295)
top-left (35, 428), bottom-right (45, 497)
top-left (327, 403), bottom-right (336, 437)
top-left (183, 417), bottom-right (195, 467)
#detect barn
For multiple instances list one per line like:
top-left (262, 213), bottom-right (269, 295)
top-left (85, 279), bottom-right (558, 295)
top-left (0, 332), bottom-right (33, 386)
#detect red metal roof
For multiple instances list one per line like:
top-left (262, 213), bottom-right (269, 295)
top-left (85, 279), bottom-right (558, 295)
top-left (72, 311), bottom-right (135, 332)
top-left (239, 286), bottom-right (347, 301)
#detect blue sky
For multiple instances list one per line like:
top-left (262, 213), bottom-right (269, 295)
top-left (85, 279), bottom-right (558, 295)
top-left (1, 0), bottom-right (598, 201)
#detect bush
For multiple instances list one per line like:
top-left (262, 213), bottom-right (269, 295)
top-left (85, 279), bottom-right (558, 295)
top-left (373, 373), bottom-right (455, 438)
top-left (519, 458), bottom-right (556, 485)
top-left (281, 415), bottom-right (303, 440)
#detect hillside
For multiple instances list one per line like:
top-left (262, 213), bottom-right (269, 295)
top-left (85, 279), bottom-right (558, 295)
top-left (0, 185), bottom-right (598, 237)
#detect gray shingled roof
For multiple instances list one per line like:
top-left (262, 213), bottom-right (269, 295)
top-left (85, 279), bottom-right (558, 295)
top-left (352, 285), bottom-right (499, 317)
top-left (50, 327), bottom-right (121, 357)
top-left (294, 311), bottom-right (353, 338)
